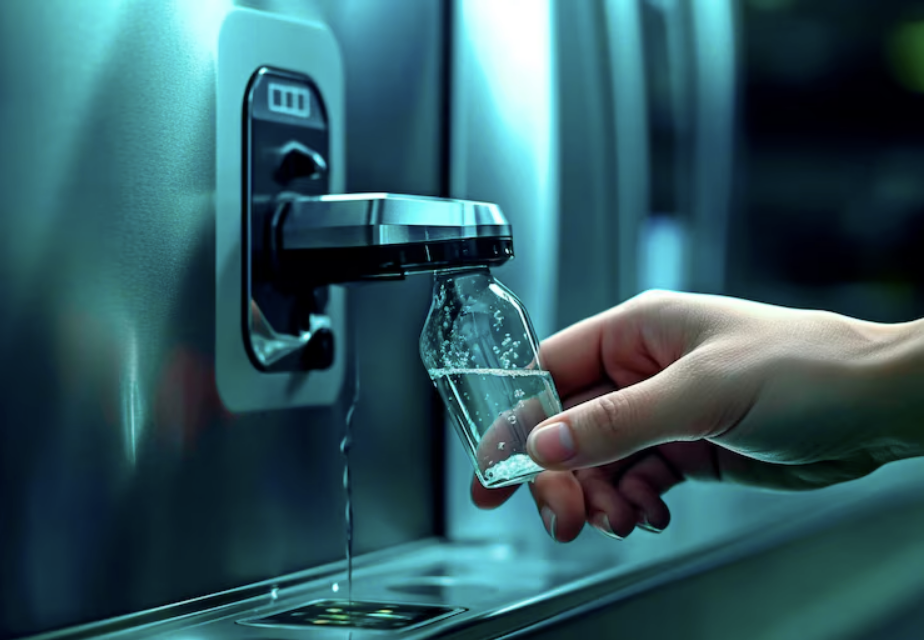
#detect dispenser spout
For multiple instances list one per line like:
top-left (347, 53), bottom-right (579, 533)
top-left (268, 193), bottom-right (515, 286)
top-left (246, 192), bottom-right (515, 372)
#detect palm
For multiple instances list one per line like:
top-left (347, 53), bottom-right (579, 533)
top-left (472, 344), bottom-right (790, 541)
top-left (470, 291), bottom-right (894, 542)
top-left (470, 339), bottom-right (724, 541)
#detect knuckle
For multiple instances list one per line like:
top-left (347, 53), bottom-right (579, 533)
top-left (636, 288), bottom-right (682, 308)
top-left (634, 289), bottom-right (670, 309)
top-left (590, 393), bottom-right (627, 435)
top-left (632, 289), bottom-right (686, 329)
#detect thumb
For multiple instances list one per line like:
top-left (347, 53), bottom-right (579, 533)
top-left (526, 360), bottom-right (721, 470)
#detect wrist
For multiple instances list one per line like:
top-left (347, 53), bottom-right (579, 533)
top-left (858, 318), bottom-right (924, 463)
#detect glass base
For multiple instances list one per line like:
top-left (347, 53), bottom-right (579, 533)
top-left (477, 454), bottom-right (544, 488)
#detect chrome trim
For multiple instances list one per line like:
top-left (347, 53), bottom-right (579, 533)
top-left (281, 193), bottom-right (512, 250)
top-left (215, 7), bottom-right (347, 411)
top-left (248, 301), bottom-right (331, 368)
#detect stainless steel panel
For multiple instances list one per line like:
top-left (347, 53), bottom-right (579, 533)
top-left (0, 1), bottom-right (446, 637)
top-left (685, 0), bottom-right (738, 295)
top-left (23, 463), bottom-right (924, 640)
top-left (446, 0), bottom-right (564, 553)
top-left (215, 7), bottom-right (348, 410)
top-left (603, 0), bottom-right (652, 302)
top-left (552, 0), bottom-right (622, 328)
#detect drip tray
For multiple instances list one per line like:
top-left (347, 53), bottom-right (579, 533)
top-left (237, 599), bottom-right (466, 632)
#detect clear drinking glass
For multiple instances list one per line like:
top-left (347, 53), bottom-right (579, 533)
top-left (419, 268), bottom-right (563, 488)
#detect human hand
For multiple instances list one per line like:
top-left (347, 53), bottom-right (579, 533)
top-left (471, 290), bottom-right (924, 542)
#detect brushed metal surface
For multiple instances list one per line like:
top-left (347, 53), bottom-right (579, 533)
top-left (22, 469), bottom-right (924, 640)
top-left (215, 8), bottom-right (348, 410)
top-left (281, 194), bottom-right (511, 248)
top-left (0, 0), bottom-right (445, 637)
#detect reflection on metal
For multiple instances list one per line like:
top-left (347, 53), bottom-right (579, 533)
top-left (636, 0), bottom-right (691, 293)
top-left (175, 0), bottom-right (236, 52)
top-left (219, 12), bottom-right (348, 399)
top-left (120, 328), bottom-right (144, 466)
top-left (276, 141), bottom-right (328, 180)
top-left (451, 0), bottom-right (558, 341)
top-left (244, 192), bottom-right (513, 370)
top-left (0, 1), bottom-right (449, 637)
top-left (688, 0), bottom-right (737, 294)
top-left (603, 0), bottom-right (651, 301)
top-left (25, 478), bottom-right (924, 640)
top-left (238, 598), bottom-right (466, 631)
top-left (448, 0), bottom-right (563, 554)
top-left (279, 193), bottom-right (512, 251)
top-left (249, 300), bottom-right (330, 368)
top-left (635, 0), bottom-right (737, 296)
top-left (640, 216), bottom-right (685, 291)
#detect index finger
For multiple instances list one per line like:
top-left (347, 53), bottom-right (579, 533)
top-left (539, 312), bottom-right (609, 398)
top-left (540, 291), bottom-right (682, 397)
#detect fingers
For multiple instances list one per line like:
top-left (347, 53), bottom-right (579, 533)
top-left (528, 471), bottom-right (586, 542)
top-left (561, 381), bottom-right (619, 410)
top-left (473, 448), bottom-right (689, 540)
top-left (474, 394), bottom-right (555, 484)
top-left (488, 450), bottom-right (688, 543)
top-left (614, 455), bottom-right (675, 531)
top-left (527, 355), bottom-right (740, 471)
top-left (470, 383), bottom-right (618, 512)
top-left (470, 474), bottom-right (518, 509)
top-left (579, 451), bottom-right (685, 538)
top-left (539, 312), bottom-right (610, 399)
top-left (470, 470), bottom-right (587, 542)
top-left (538, 289), bottom-right (701, 399)
top-left (576, 470), bottom-right (638, 538)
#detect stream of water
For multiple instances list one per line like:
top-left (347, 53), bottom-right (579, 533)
top-left (339, 361), bottom-right (360, 603)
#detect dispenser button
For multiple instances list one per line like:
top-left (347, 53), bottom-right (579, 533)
top-left (275, 141), bottom-right (328, 185)
top-left (302, 327), bottom-right (335, 371)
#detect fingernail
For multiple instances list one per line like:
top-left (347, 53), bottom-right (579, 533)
top-left (540, 506), bottom-right (558, 542)
top-left (528, 422), bottom-right (575, 465)
top-left (591, 513), bottom-right (623, 541)
top-left (637, 514), bottom-right (663, 534)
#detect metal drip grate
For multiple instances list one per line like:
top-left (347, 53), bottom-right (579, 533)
top-left (238, 599), bottom-right (466, 631)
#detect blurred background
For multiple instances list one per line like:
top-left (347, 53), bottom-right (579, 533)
top-left (728, 0), bottom-right (924, 321)
top-left (1, 0), bottom-right (923, 638)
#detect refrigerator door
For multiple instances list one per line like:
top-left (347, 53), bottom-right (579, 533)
top-left (0, 1), bottom-right (448, 637)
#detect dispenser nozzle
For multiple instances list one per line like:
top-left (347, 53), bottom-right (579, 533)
top-left (269, 193), bottom-right (515, 286)
top-left (245, 193), bottom-right (515, 373)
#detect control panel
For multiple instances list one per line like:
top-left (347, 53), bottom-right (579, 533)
top-left (215, 8), bottom-right (346, 412)
top-left (244, 68), bottom-right (334, 373)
